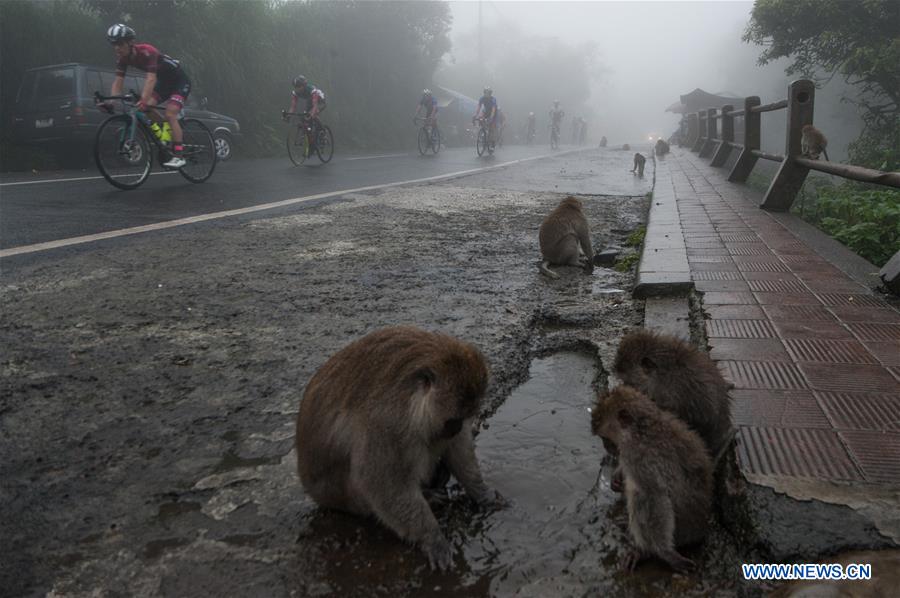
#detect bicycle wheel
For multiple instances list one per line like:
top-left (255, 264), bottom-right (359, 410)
top-left (94, 114), bottom-right (151, 190)
top-left (476, 127), bottom-right (487, 157)
top-left (287, 124), bottom-right (309, 166)
top-left (430, 127), bottom-right (441, 155)
top-left (179, 119), bottom-right (217, 183)
top-left (417, 127), bottom-right (429, 156)
top-left (316, 125), bottom-right (334, 163)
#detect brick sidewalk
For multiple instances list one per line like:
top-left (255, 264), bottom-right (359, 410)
top-left (666, 151), bottom-right (900, 485)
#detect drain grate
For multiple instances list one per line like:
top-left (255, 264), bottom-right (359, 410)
top-left (736, 427), bottom-right (863, 480)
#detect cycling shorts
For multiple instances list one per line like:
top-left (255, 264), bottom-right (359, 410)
top-left (152, 69), bottom-right (192, 108)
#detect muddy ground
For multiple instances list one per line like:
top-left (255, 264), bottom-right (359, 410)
top-left (2, 150), bottom-right (758, 596)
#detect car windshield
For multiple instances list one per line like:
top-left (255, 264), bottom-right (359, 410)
top-left (34, 68), bottom-right (75, 98)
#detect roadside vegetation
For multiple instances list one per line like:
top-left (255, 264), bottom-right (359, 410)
top-left (743, 0), bottom-right (900, 267)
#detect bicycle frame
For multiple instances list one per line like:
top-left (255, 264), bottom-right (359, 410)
top-left (95, 92), bottom-right (173, 157)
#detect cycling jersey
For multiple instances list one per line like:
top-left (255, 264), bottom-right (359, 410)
top-left (550, 109), bottom-right (564, 125)
top-left (292, 83), bottom-right (325, 102)
top-left (419, 95), bottom-right (438, 117)
top-left (116, 43), bottom-right (181, 78)
top-left (478, 95), bottom-right (497, 121)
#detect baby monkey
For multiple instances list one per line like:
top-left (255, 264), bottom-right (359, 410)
top-left (295, 326), bottom-right (502, 570)
top-left (631, 153), bottom-right (646, 177)
top-left (591, 386), bottom-right (713, 572)
top-left (800, 124), bottom-right (829, 161)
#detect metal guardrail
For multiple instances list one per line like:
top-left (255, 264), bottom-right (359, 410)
top-left (680, 79), bottom-right (900, 211)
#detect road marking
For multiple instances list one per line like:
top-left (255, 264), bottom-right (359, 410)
top-left (1, 149), bottom-right (583, 258)
top-left (0, 171), bottom-right (177, 187)
top-left (344, 153), bottom-right (407, 161)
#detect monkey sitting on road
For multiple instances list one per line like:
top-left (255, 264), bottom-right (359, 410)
top-left (630, 153), bottom-right (646, 177)
top-left (800, 124), bottom-right (829, 161)
top-left (622, 143), bottom-right (631, 151)
top-left (295, 326), bottom-right (503, 570)
top-left (591, 385), bottom-right (713, 572)
top-left (539, 196), bottom-right (595, 279)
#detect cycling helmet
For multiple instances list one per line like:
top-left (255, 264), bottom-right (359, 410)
top-left (529, 112), bottom-right (535, 116)
top-left (553, 100), bottom-right (560, 106)
top-left (107, 23), bottom-right (136, 44)
top-left (484, 87), bottom-right (493, 96)
top-left (293, 75), bottom-right (308, 87)
top-left (423, 89), bottom-right (432, 96)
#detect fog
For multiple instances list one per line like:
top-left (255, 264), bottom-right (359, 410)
top-left (441, 1), bottom-right (862, 158)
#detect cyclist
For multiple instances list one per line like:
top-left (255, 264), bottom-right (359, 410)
top-left (472, 87), bottom-right (498, 148)
top-left (414, 88), bottom-right (439, 126)
top-left (284, 75), bottom-right (326, 122)
top-left (550, 101), bottom-right (564, 142)
top-left (526, 112), bottom-right (536, 143)
top-left (102, 24), bottom-right (191, 169)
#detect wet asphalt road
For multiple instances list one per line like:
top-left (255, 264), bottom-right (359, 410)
top-left (0, 144), bottom-right (583, 252)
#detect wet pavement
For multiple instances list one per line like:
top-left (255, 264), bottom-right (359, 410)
top-left (5, 145), bottom-right (893, 596)
top-left (0, 149), bottom-right (700, 597)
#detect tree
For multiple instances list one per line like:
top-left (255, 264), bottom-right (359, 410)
top-left (743, 0), bottom-right (900, 168)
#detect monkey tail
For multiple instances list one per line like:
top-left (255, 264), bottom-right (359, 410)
top-left (539, 261), bottom-right (560, 279)
top-left (822, 148), bottom-right (830, 161)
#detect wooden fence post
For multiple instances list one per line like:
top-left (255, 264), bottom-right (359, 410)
top-left (710, 104), bottom-right (734, 167)
top-left (699, 108), bottom-right (718, 158)
top-left (727, 96), bottom-right (761, 183)
top-left (691, 111), bottom-right (706, 152)
top-left (760, 80), bottom-right (816, 211)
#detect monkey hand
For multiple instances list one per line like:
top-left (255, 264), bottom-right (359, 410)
top-left (421, 533), bottom-right (453, 571)
top-left (620, 548), bottom-right (644, 572)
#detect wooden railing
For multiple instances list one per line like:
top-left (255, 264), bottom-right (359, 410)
top-left (683, 79), bottom-right (900, 211)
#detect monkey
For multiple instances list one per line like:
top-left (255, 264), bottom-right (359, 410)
top-left (295, 325), bottom-right (503, 571)
top-left (591, 385), bottom-right (713, 572)
top-left (599, 135), bottom-right (607, 147)
top-left (538, 196), bottom-right (594, 279)
top-left (655, 138), bottom-right (670, 156)
top-left (630, 153), bottom-right (646, 177)
top-left (622, 143), bottom-right (631, 151)
top-left (800, 124), bottom-right (829, 161)
top-left (613, 329), bottom-right (734, 457)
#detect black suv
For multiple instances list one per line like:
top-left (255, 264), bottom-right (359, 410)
top-left (11, 63), bottom-right (241, 161)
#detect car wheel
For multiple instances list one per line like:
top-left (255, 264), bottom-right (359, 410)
top-left (213, 132), bottom-right (233, 161)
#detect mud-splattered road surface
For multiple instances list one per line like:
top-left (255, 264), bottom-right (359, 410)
top-left (2, 149), bottom-right (748, 596)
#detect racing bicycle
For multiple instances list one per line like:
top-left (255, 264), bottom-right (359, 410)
top-left (93, 92), bottom-right (216, 190)
top-left (284, 111), bottom-right (334, 166)
top-left (474, 117), bottom-right (494, 157)
top-left (415, 117), bottom-right (441, 156)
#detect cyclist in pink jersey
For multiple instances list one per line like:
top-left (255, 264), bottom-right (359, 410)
top-left (103, 24), bottom-right (191, 168)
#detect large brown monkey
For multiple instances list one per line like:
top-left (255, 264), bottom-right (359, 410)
top-left (539, 196), bottom-right (594, 279)
top-left (591, 386), bottom-right (713, 572)
top-left (295, 326), bottom-right (502, 570)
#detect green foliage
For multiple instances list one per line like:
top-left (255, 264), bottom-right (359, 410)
top-left (794, 183), bottom-right (900, 266)
top-left (624, 226), bottom-right (646, 247)
top-left (1, 0), bottom-right (452, 162)
top-left (614, 251), bottom-right (640, 273)
top-left (846, 115), bottom-right (900, 171)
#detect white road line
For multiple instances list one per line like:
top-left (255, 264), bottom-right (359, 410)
top-left (0, 149), bottom-right (583, 259)
top-left (344, 153), bottom-right (408, 161)
top-left (0, 171), bottom-right (178, 187)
